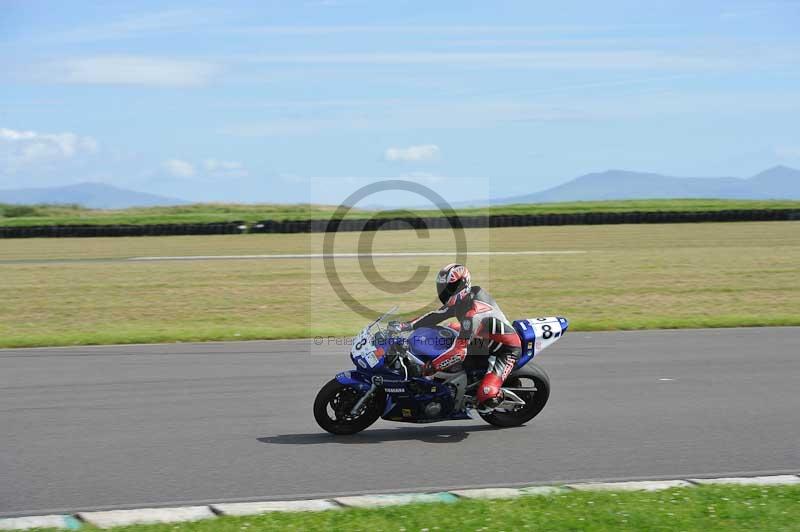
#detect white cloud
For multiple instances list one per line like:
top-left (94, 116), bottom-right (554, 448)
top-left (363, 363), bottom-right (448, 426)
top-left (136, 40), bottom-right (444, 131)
top-left (162, 159), bottom-right (196, 177)
top-left (40, 56), bottom-right (219, 87)
top-left (385, 144), bottom-right (440, 162)
top-left (203, 158), bottom-right (249, 177)
top-left (0, 127), bottom-right (99, 173)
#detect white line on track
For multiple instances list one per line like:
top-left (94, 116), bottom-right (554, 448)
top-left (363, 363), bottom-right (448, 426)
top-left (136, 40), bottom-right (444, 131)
top-left (127, 250), bottom-right (587, 261)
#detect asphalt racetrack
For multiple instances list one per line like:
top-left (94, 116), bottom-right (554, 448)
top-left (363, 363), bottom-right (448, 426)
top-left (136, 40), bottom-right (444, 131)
top-left (2, 328), bottom-right (799, 517)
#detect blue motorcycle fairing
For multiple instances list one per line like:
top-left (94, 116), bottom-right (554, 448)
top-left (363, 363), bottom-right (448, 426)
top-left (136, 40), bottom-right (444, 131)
top-left (379, 376), bottom-right (461, 422)
top-left (407, 326), bottom-right (456, 361)
top-left (335, 369), bottom-right (469, 423)
top-left (335, 370), bottom-right (396, 416)
top-left (335, 369), bottom-right (412, 394)
top-left (334, 370), bottom-right (372, 392)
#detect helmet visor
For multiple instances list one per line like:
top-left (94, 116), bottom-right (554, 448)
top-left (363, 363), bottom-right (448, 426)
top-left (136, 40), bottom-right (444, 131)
top-left (436, 279), bottom-right (460, 305)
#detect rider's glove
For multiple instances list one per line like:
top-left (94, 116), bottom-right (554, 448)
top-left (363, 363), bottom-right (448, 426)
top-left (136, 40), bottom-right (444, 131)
top-left (422, 361), bottom-right (436, 377)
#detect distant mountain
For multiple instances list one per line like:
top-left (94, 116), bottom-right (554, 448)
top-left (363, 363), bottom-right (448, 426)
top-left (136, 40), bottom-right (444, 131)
top-left (0, 182), bottom-right (188, 209)
top-left (746, 165), bottom-right (800, 198)
top-left (495, 165), bottom-right (800, 204)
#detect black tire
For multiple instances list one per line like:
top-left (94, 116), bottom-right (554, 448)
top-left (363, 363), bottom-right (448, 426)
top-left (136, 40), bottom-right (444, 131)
top-left (479, 363), bottom-right (550, 428)
top-left (313, 379), bottom-right (384, 435)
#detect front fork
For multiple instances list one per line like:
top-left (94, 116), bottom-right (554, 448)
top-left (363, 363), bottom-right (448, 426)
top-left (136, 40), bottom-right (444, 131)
top-left (349, 383), bottom-right (377, 415)
top-left (335, 371), bottom-right (381, 416)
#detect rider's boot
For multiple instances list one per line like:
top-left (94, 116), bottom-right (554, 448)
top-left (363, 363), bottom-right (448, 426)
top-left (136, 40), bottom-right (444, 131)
top-left (475, 373), bottom-right (504, 413)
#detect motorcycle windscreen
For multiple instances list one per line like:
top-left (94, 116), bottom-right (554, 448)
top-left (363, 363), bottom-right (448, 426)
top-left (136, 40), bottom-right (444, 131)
top-left (407, 326), bottom-right (456, 361)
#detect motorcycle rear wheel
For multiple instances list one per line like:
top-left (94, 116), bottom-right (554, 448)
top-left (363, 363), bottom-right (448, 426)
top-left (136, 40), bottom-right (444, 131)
top-left (314, 379), bottom-right (384, 435)
top-left (479, 363), bottom-right (550, 428)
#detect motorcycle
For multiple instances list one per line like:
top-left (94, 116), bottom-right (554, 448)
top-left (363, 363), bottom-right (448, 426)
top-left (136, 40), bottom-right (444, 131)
top-left (314, 307), bottom-right (568, 435)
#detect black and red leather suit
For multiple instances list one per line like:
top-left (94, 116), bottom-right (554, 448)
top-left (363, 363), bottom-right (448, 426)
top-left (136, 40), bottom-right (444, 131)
top-left (404, 285), bottom-right (521, 407)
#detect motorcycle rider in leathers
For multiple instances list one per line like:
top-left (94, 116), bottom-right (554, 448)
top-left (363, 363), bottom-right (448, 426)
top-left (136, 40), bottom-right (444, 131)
top-left (390, 263), bottom-right (521, 412)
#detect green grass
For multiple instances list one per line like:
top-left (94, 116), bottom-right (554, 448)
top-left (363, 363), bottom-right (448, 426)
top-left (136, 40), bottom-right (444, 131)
top-left (0, 202), bottom-right (357, 226)
top-left (1, 199), bottom-right (799, 226)
top-left (0, 221), bottom-right (798, 348)
top-left (21, 485), bottom-right (800, 531)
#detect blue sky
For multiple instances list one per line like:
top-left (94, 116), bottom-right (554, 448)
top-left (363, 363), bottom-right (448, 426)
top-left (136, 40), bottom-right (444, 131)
top-left (1, 0), bottom-right (799, 205)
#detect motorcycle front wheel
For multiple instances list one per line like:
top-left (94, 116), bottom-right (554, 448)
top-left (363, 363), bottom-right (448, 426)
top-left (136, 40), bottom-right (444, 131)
top-left (479, 363), bottom-right (550, 428)
top-left (313, 379), bottom-right (385, 435)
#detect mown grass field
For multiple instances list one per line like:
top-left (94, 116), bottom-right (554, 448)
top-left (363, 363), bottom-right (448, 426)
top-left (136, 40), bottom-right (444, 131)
top-left (0, 221), bottom-right (798, 348)
top-left (20, 485), bottom-right (800, 532)
top-left (1, 198), bottom-right (799, 226)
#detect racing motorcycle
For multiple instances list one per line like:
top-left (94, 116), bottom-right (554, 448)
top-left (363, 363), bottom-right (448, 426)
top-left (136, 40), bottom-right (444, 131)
top-left (313, 307), bottom-right (568, 435)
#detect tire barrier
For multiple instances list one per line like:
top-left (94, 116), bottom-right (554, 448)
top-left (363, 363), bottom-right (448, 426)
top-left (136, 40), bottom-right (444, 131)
top-left (249, 209), bottom-right (800, 234)
top-left (2, 210), bottom-right (800, 238)
top-left (0, 221), bottom-right (246, 239)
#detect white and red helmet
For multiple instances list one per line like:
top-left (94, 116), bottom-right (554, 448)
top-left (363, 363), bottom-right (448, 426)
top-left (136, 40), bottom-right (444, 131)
top-left (435, 263), bottom-right (471, 304)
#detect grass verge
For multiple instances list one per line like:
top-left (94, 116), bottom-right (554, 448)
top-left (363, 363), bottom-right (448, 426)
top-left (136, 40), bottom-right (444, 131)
top-left (24, 485), bottom-right (800, 531)
top-left (2, 199), bottom-right (800, 226)
top-left (1, 222), bottom-right (799, 348)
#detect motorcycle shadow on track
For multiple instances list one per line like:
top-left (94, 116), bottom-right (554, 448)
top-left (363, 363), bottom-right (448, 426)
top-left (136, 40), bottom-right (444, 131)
top-left (258, 424), bottom-right (511, 445)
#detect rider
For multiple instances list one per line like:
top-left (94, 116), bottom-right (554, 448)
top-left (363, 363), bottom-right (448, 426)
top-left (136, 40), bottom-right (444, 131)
top-left (389, 264), bottom-right (521, 412)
